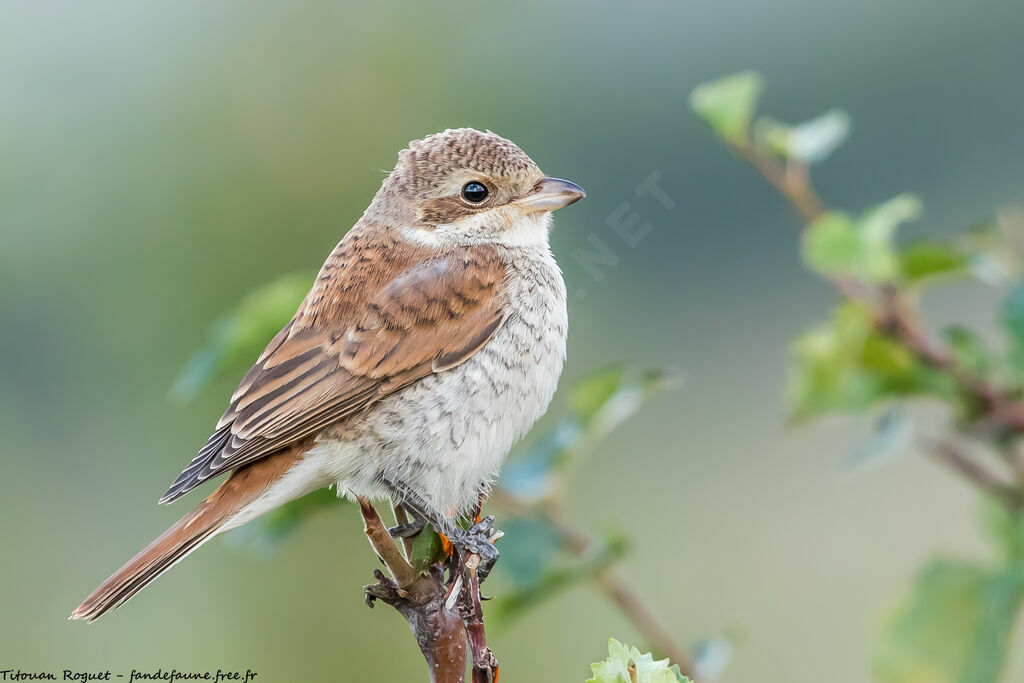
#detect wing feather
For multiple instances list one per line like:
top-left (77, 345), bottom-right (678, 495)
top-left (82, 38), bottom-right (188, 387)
top-left (160, 236), bottom-right (507, 504)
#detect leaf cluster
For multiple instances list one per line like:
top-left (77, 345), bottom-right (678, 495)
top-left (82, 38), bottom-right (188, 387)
top-left (693, 71), bottom-right (1024, 683)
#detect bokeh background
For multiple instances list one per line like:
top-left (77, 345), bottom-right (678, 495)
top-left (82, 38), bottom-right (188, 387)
top-left (3, 1), bottom-right (1024, 681)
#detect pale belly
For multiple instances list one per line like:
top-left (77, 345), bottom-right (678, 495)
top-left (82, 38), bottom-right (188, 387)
top-left (309, 251), bottom-right (568, 517)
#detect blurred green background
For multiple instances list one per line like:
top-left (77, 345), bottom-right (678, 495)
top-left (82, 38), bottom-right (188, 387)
top-left (3, 0), bottom-right (1024, 680)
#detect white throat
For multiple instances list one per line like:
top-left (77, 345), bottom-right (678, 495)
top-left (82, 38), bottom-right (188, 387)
top-left (401, 210), bottom-right (553, 249)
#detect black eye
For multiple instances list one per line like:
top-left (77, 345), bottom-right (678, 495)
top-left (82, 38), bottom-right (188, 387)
top-left (461, 181), bottom-right (489, 203)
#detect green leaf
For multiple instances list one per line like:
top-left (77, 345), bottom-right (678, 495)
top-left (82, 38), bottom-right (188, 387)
top-left (802, 211), bottom-right (862, 278)
top-left (409, 526), bottom-right (445, 575)
top-left (787, 305), bottom-right (877, 418)
top-left (786, 109), bottom-right (851, 163)
top-left (860, 194), bottom-right (922, 243)
top-left (171, 271), bottom-right (314, 401)
top-left (787, 304), bottom-right (955, 420)
top-left (499, 366), bottom-right (682, 502)
top-left (901, 241), bottom-right (969, 284)
top-left (942, 326), bottom-right (992, 376)
top-left (859, 194), bottom-right (922, 282)
top-left (569, 365), bottom-right (629, 419)
top-left (587, 639), bottom-right (691, 683)
top-left (872, 559), bottom-right (1024, 683)
top-left (755, 110), bottom-right (851, 164)
top-left (571, 367), bottom-right (682, 438)
top-left (801, 196), bottom-right (921, 283)
top-left (689, 72), bottom-right (763, 145)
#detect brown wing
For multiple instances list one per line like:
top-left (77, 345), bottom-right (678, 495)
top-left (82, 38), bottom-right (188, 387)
top-left (160, 236), bottom-right (507, 504)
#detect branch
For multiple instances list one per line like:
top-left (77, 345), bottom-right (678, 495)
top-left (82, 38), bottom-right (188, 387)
top-left (734, 144), bottom-right (823, 224)
top-left (727, 137), bottom-right (1024, 507)
top-left (461, 554), bottom-right (499, 683)
top-left (358, 498), bottom-right (468, 683)
top-left (491, 490), bottom-right (701, 681)
top-left (360, 498), bottom-right (417, 587)
top-left (921, 437), bottom-right (1023, 510)
top-left (729, 138), bottom-right (1024, 497)
top-left (358, 498), bottom-right (501, 683)
top-left (541, 500), bottom-right (702, 681)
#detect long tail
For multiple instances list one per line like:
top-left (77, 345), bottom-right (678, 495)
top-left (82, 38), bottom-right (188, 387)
top-left (70, 448), bottom-right (307, 622)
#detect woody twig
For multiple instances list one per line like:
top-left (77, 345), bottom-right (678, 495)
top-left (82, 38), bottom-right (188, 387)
top-left (358, 497), bottom-right (500, 683)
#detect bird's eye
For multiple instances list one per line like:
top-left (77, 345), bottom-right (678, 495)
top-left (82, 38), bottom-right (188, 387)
top-left (461, 181), bottom-right (489, 204)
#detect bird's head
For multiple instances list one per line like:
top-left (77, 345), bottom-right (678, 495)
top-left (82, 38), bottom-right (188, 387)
top-left (366, 128), bottom-right (585, 247)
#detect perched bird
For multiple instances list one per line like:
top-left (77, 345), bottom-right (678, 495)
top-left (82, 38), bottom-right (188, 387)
top-left (71, 128), bottom-right (584, 622)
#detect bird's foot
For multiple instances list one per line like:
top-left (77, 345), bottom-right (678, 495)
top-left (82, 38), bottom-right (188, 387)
top-left (387, 518), bottom-right (426, 539)
top-left (446, 515), bottom-right (501, 582)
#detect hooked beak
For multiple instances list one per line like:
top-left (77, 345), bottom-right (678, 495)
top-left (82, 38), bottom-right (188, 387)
top-left (514, 177), bottom-right (586, 213)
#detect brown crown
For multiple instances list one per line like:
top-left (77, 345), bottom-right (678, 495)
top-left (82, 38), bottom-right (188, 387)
top-left (397, 128), bottom-right (541, 195)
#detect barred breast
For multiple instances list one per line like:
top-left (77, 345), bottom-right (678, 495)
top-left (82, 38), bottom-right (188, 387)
top-left (314, 244), bottom-right (568, 517)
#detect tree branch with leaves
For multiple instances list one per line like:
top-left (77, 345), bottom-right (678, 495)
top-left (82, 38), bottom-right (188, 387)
top-left (692, 71), bottom-right (1024, 683)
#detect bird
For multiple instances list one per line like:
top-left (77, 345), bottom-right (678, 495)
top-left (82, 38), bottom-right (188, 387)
top-left (70, 128), bottom-right (585, 622)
